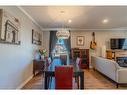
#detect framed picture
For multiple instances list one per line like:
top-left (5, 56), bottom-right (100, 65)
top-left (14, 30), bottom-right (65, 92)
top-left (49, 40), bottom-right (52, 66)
top-left (0, 20), bottom-right (20, 45)
top-left (0, 9), bottom-right (20, 45)
top-left (77, 36), bottom-right (84, 46)
top-left (32, 29), bottom-right (42, 45)
top-left (5, 20), bottom-right (19, 43)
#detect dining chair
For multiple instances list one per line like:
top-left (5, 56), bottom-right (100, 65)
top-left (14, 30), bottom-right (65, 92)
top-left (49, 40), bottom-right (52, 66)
top-left (55, 66), bottom-right (73, 89)
top-left (45, 57), bottom-right (52, 89)
top-left (46, 57), bottom-right (52, 67)
top-left (48, 57), bottom-right (52, 65)
top-left (75, 57), bottom-right (82, 88)
top-left (60, 55), bottom-right (67, 65)
top-left (75, 57), bottom-right (82, 68)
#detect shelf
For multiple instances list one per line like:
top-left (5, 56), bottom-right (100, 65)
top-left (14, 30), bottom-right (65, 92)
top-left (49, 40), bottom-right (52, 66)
top-left (71, 48), bottom-right (89, 69)
top-left (106, 49), bottom-right (127, 60)
top-left (0, 40), bottom-right (21, 45)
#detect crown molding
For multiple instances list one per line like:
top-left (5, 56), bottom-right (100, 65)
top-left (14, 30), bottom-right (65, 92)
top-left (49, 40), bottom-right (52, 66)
top-left (41, 28), bottom-right (127, 31)
top-left (17, 6), bottom-right (43, 31)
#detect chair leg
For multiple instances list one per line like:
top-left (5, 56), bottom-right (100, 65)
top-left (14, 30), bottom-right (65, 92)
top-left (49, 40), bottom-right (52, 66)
top-left (75, 77), bottom-right (80, 89)
top-left (49, 77), bottom-right (52, 89)
top-left (77, 77), bottom-right (79, 89)
top-left (47, 77), bottom-right (53, 89)
top-left (47, 77), bottom-right (50, 89)
top-left (116, 83), bottom-right (119, 88)
top-left (74, 77), bottom-right (76, 82)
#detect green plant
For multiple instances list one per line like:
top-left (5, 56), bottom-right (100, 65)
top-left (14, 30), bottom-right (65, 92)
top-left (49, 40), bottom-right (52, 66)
top-left (39, 49), bottom-right (47, 56)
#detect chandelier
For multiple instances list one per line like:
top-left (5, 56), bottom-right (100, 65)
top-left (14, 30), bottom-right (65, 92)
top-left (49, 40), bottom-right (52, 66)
top-left (56, 29), bottom-right (70, 39)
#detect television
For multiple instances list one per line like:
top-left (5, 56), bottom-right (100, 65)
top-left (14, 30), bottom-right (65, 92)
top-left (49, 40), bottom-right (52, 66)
top-left (110, 38), bottom-right (127, 50)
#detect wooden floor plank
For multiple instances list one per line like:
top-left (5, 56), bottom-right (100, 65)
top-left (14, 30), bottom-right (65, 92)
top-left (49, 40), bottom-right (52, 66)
top-left (22, 69), bottom-right (127, 89)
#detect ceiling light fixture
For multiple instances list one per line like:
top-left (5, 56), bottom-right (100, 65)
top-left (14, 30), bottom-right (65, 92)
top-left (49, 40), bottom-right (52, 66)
top-left (68, 19), bottom-right (72, 23)
top-left (102, 19), bottom-right (109, 24)
top-left (56, 11), bottom-right (70, 39)
top-left (56, 28), bottom-right (70, 39)
top-left (60, 10), bottom-right (65, 13)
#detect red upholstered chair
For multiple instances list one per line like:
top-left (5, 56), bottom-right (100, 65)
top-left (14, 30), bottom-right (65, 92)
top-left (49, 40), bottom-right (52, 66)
top-left (55, 66), bottom-right (73, 89)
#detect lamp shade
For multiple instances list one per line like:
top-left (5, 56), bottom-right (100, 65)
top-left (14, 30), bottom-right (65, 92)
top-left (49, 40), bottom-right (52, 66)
top-left (56, 29), bottom-right (70, 39)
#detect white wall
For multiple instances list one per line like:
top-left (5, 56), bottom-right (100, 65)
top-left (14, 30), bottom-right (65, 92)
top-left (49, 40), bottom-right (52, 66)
top-left (0, 6), bottom-right (43, 89)
top-left (71, 30), bottom-right (127, 56)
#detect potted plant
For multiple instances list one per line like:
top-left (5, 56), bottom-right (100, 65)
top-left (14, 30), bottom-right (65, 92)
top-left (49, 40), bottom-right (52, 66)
top-left (38, 48), bottom-right (47, 60)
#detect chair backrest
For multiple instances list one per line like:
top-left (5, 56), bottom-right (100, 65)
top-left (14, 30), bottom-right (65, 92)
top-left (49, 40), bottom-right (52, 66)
top-left (60, 55), bottom-right (67, 65)
top-left (55, 66), bottom-right (73, 89)
top-left (48, 57), bottom-right (52, 64)
top-left (46, 57), bottom-right (52, 67)
top-left (76, 57), bottom-right (81, 67)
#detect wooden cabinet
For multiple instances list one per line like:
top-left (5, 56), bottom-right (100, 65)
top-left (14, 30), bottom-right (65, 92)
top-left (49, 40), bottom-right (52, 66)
top-left (71, 48), bottom-right (89, 69)
top-left (106, 50), bottom-right (127, 60)
top-left (33, 60), bottom-right (45, 76)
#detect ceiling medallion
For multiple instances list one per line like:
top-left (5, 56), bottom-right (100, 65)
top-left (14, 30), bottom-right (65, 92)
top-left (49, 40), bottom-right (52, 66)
top-left (56, 29), bottom-right (70, 39)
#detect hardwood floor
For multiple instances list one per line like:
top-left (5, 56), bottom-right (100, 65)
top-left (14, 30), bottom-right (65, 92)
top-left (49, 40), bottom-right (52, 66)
top-left (22, 69), bottom-right (127, 89)
top-left (23, 73), bottom-right (44, 89)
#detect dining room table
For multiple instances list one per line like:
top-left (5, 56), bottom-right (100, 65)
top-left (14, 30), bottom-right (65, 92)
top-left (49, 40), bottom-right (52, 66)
top-left (43, 57), bottom-right (84, 89)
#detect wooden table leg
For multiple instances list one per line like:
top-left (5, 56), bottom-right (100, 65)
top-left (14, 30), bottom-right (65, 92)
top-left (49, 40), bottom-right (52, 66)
top-left (80, 72), bottom-right (84, 89)
top-left (44, 72), bottom-right (48, 89)
top-left (33, 70), bottom-right (35, 76)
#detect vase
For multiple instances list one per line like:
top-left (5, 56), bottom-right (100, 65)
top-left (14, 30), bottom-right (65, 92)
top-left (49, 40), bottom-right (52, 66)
top-left (41, 55), bottom-right (44, 60)
top-left (35, 52), bottom-right (40, 60)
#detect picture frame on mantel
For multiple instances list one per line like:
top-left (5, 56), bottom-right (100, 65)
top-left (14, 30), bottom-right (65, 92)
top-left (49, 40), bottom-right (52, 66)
top-left (0, 9), bottom-right (21, 45)
top-left (77, 36), bottom-right (84, 46)
top-left (32, 29), bottom-right (42, 45)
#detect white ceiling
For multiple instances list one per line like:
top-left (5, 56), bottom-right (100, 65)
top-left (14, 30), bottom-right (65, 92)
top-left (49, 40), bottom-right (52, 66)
top-left (21, 6), bottom-right (127, 30)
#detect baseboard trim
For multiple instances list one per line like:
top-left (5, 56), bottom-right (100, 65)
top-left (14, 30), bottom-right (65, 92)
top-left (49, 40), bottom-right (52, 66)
top-left (16, 74), bottom-right (33, 89)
